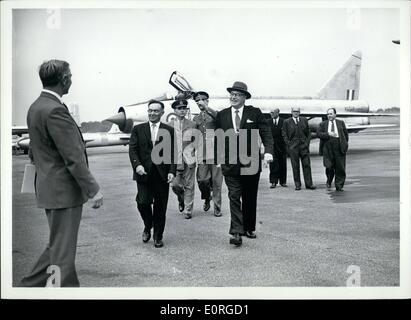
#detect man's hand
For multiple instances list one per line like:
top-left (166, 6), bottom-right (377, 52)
top-left (90, 191), bottom-right (103, 209)
top-left (264, 153), bottom-right (274, 163)
top-left (136, 165), bottom-right (147, 175)
top-left (329, 132), bottom-right (338, 138)
top-left (167, 173), bottom-right (174, 183)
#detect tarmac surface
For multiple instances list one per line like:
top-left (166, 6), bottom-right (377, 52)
top-left (11, 126), bottom-right (400, 287)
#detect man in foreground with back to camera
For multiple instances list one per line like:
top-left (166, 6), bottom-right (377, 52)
top-left (215, 81), bottom-right (274, 247)
top-left (21, 59), bottom-right (103, 287)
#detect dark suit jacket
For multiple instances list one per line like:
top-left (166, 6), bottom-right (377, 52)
top-left (282, 116), bottom-right (311, 149)
top-left (129, 122), bottom-right (176, 182)
top-left (215, 105), bottom-right (274, 176)
top-left (270, 117), bottom-right (286, 153)
top-left (27, 92), bottom-right (100, 209)
top-left (317, 119), bottom-right (349, 156)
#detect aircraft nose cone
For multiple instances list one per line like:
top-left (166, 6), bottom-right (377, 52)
top-left (105, 112), bottom-right (126, 129)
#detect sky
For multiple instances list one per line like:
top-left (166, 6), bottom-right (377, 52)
top-left (11, 5), bottom-right (401, 124)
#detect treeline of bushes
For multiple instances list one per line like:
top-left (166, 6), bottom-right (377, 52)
top-left (80, 121), bottom-right (113, 133)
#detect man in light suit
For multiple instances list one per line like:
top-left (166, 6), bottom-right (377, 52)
top-left (129, 100), bottom-right (176, 248)
top-left (169, 99), bottom-right (198, 220)
top-left (21, 60), bottom-right (103, 287)
top-left (193, 91), bottom-right (223, 217)
top-left (215, 81), bottom-right (274, 247)
top-left (317, 108), bottom-right (349, 191)
top-left (282, 107), bottom-right (316, 191)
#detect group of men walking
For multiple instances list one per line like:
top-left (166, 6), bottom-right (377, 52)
top-left (21, 59), bottom-right (349, 287)
top-left (269, 106), bottom-right (349, 192)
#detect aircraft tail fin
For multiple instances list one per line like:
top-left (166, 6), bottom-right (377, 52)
top-left (317, 51), bottom-right (362, 100)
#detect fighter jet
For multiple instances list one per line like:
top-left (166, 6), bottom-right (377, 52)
top-left (106, 51), bottom-right (397, 137)
top-left (15, 124), bottom-right (130, 154)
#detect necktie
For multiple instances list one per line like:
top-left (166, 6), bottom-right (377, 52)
top-left (331, 120), bottom-right (335, 133)
top-left (235, 110), bottom-right (241, 132)
top-left (151, 123), bottom-right (157, 142)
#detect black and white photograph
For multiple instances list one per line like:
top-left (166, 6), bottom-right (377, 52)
top-left (1, 0), bottom-right (410, 301)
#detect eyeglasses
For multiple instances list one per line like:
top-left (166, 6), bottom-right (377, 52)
top-left (230, 92), bottom-right (245, 98)
top-left (148, 109), bottom-right (162, 113)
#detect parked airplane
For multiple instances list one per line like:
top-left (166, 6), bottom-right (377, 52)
top-left (15, 124), bottom-right (130, 154)
top-left (106, 51), bottom-right (397, 137)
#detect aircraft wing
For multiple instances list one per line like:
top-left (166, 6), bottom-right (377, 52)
top-left (282, 111), bottom-right (399, 118)
top-left (12, 126), bottom-right (29, 136)
top-left (346, 124), bottom-right (398, 133)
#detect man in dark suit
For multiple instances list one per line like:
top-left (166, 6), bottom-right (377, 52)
top-left (268, 108), bottom-right (287, 188)
top-left (215, 81), bottom-right (274, 247)
top-left (21, 60), bottom-right (103, 287)
top-left (317, 108), bottom-right (349, 191)
top-left (129, 100), bottom-right (176, 248)
top-left (282, 107), bottom-right (316, 191)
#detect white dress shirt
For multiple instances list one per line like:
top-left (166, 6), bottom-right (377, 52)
top-left (231, 106), bottom-right (244, 132)
top-left (149, 121), bottom-right (160, 142)
top-left (327, 120), bottom-right (339, 138)
top-left (42, 89), bottom-right (64, 104)
top-left (293, 117), bottom-right (300, 125)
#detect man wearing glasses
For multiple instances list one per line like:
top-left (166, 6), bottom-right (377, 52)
top-left (193, 91), bottom-right (223, 217)
top-left (169, 99), bottom-right (198, 220)
top-left (282, 107), bottom-right (316, 191)
top-left (129, 100), bottom-right (176, 248)
top-left (215, 82), bottom-right (274, 247)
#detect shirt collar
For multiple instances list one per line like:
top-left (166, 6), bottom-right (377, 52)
top-left (232, 105), bottom-right (244, 112)
top-left (42, 89), bottom-right (64, 104)
top-left (149, 121), bottom-right (160, 127)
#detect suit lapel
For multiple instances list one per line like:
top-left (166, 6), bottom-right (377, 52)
top-left (226, 108), bottom-right (234, 129)
top-left (143, 122), bottom-right (152, 147)
top-left (239, 106), bottom-right (249, 129)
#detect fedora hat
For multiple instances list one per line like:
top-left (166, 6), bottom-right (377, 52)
top-left (227, 81), bottom-right (251, 99)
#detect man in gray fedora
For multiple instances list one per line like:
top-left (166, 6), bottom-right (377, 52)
top-left (215, 81), bottom-right (274, 247)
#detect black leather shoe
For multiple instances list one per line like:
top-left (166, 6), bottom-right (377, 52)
top-left (179, 202), bottom-right (185, 213)
top-left (229, 234), bottom-right (242, 247)
top-left (154, 239), bottom-right (163, 248)
top-left (326, 182), bottom-right (331, 188)
top-left (295, 186), bottom-right (301, 191)
top-left (214, 211), bottom-right (222, 217)
top-left (142, 230), bottom-right (151, 243)
top-left (280, 183), bottom-right (288, 187)
top-left (306, 185), bottom-right (317, 190)
top-left (203, 198), bottom-right (211, 212)
top-left (245, 231), bottom-right (257, 239)
top-left (270, 183), bottom-right (276, 189)
top-left (336, 188), bottom-right (344, 192)
top-left (185, 213), bottom-right (192, 219)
